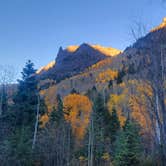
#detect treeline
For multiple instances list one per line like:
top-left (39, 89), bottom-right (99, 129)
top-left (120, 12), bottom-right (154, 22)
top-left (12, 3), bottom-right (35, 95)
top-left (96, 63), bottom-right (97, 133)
top-left (0, 60), bottom-right (163, 166)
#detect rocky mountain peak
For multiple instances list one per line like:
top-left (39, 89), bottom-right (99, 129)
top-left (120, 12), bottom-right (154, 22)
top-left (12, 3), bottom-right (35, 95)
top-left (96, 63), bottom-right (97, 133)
top-left (77, 43), bottom-right (92, 50)
top-left (37, 43), bottom-right (121, 81)
top-left (66, 45), bottom-right (79, 52)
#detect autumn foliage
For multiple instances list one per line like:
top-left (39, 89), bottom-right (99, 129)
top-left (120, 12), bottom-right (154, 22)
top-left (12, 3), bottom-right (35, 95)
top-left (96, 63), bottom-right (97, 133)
top-left (63, 93), bottom-right (92, 140)
top-left (96, 69), bottom-right (118, 83)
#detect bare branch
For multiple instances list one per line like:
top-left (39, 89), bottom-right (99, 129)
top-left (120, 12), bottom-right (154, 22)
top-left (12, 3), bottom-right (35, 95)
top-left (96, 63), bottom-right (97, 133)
top-left (129, 19), bottom-right (147, 42)
top-left (0, 65), bottom-right (16, 85)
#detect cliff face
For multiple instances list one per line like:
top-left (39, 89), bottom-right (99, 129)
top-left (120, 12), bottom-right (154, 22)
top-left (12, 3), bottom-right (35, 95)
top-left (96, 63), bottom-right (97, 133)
top-left (37, 43), bottom-right (121, 82)
top-left (55, 43), bottom-right (106, 71)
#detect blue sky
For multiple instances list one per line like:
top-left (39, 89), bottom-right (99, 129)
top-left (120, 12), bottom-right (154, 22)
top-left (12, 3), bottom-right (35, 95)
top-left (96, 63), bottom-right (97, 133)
top-left (0, 0), bottom-right (165, 78)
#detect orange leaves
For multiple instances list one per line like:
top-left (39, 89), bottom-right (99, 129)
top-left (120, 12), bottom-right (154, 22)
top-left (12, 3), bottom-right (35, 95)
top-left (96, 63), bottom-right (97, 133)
top-left (39, 85), bottom-right (57, 127)
top-left (40, 114), bottom-right (49, 128)
top-left (96, 69), bottom-right (118, 83)
top-left (63, 94), bottom-right (92, 140)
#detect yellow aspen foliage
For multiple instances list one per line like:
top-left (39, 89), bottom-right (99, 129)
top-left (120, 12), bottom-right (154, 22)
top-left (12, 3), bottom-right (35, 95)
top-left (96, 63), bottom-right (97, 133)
top-left (108, 80), bottom-right (154, 132)
top-left (63, 94), bottom-right (92, 140)
top-left (39, 85), bottom-right (57, 127)
top-left (129, 95), bottom-right (151, 132)
top-left (96, 69), bottom-right (118, 83)
top-left (101, 153), bottom-right (110, 161)
top-left (129, 81), bottom-right (154, 135)
top-left (79, 156), bottom-right (87, 161)
top-left (107, 93), bottom-right (127, 126)
top-left (89, 58), bottom-right (112, 70)
top-left (39, 114), bottom-right (49, 128)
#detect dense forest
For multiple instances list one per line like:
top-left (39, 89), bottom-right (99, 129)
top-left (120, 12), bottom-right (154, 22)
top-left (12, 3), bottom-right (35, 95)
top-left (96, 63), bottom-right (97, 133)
top-left (0, 54), bottom-right (165, 166)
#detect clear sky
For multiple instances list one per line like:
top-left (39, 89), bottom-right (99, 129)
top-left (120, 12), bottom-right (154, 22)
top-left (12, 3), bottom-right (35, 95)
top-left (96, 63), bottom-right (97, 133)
top-left (0, 0), bottom-right (166, 78)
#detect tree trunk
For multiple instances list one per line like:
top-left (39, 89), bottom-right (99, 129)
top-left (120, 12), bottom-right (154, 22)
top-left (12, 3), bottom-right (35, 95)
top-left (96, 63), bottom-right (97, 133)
top-left (32, 94), bottom-right (40, 150)
top-left (0, 84), bottom-right (5, 116)
top-left (88, 111), bottom-right (94, 166)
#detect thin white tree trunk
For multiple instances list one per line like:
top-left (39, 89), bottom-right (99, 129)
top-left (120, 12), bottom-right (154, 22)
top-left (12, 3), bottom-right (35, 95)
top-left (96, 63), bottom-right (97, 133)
top-left (88, 111), bottom-right (94, 166)
top-left (32, 94), bottom-right (40, 150)
top-left (88, 120), bottom-right (91, 166)
top-left (90, 111), bottom-right (94, 166)
top-left (67, 125), bottom-right (71, 166)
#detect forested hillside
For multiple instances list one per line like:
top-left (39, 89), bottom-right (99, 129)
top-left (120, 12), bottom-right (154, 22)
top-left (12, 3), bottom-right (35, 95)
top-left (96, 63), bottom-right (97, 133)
top-left (1, 18), bottom-right (166, 166)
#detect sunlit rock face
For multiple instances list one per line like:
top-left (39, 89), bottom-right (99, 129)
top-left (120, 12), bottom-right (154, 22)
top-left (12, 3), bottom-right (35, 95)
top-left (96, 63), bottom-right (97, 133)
top-left (54, 43), bottom-right (108, 80)
top-left (91, 45), bottom-right (122, 56)
top-left (36, 61), bottom-right (55, 74)
top-left (36, 43), bottom-right (121, 82)
top-left (151, 17), bottom-right (166, 32)
top-left (65, 44), bottom-right (121, 56)
top-left (55, 43), bottom-right (121, 69)
top-left (66, 45), bottom-right (79, 52)
top-left (52, 43), bottom-right (121, 81)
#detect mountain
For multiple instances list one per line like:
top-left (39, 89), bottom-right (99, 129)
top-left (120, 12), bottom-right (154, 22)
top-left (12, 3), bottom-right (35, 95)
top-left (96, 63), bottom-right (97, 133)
top-left (37, 17), bottom-right (166, 97)
top-left (65, 44), bottom-right (121, 56)
top-left (37, 43), bottom-right (121, 82)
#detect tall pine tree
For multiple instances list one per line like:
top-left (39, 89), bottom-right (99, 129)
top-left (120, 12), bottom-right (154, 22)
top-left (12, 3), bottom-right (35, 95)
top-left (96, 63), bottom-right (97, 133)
top-left (14, 60), bottom-right (37, 126)
top-left (8, 60), bottom-right (39, 165)
top-left (109, 108), bottom-right (120, 144)
top-left (113, 119), bottom-right (142, 166)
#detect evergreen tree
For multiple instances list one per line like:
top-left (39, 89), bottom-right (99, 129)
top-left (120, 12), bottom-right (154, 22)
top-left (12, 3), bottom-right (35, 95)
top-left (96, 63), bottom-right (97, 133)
top-left (50, 107), bottom-right (57, 123)
top-left (88, 91), bottom-right (121, 164)
top-left (50, 94), bottom-right (64, 125)
top-left (70, 88), bottom-right (79, 94)
top-left (116, 69), bottom-right (126, 84)
top-left (57, 94), bottom-right (63, 117)
top-left (93, 93), bottom-right (110, 163)
top-left (109, 108), bottom-right (120, 144)
top-left (14, 60), bottom-right (37, 126)
top-left (7, 60), bottom-right (39, 165)
top-left (86, 86), bottom-right (97, 102)
top-left (108, 80), bottom-right (113, 89)
top-left (0, 85), bottom-right (8, 114)
top-left (94, 93), bottom-right (105, 116)
top-left (114, 119), bottom-right (142, 166)
top-left (128, 63), bottom-right (136, 74)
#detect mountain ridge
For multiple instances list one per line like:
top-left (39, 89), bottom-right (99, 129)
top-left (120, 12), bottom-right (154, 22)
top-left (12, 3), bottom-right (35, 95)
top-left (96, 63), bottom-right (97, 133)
top-left (37, 43), bottom-right (121, 81)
